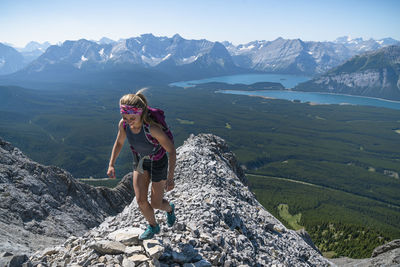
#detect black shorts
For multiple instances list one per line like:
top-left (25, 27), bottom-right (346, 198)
top-left (133, 154), bottom-right (168, 182)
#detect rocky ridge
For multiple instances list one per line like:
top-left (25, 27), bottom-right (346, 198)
top-left (11, 134), bottom-right (332, 266)
top-left (331, 239), bottom-right (400, 266)
top-left (2, 134), bottom-right (399, 266)
top-left (0, 137), bottom-right (134, 255)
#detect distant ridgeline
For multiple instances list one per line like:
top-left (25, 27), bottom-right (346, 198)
top-left (1, 35), bottom-right (399, 89)
top-left (295, 45), bottom-right (400, 101)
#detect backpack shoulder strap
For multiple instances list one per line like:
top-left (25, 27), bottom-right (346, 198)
top-left (143, 123), bottom-right (158, 145)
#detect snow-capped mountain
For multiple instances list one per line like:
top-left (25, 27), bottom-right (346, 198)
top-left (106, 33), bottom-right (234, 68)
top-left (2, 34), bottom-right (399, 81)
top-left (13, 34), bottom-right (240, 82)
top-left (16, 41), bottom-right (51, 65)
top-left (24, 39), bottom-right (111, 73)
top-left (0, 42), bottom-right (49, 75)
top-left (97, 37), bottom-right (116, 45)
top-left (225, 38), bottom-right (353, 75)
top-left (0, 43), bottom-right (25, 75)
top-left (17, 41), bottom-right (51, 53)
top-left (334, 36), bottom-right (400, 53)
top-left (224, 36), bottom-right (399, 75)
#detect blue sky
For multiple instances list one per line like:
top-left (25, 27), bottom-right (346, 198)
top-left (1, 0), bottom-right (399, 47)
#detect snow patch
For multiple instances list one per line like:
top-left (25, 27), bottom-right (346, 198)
top-left (141, 54), bottom-right (172, 67)
top-left (162, 53), bottom-right (172, 61)
top-left (141, 55), bottom-right (154, 64)
top-left (99, 48), bottom-right (104, 56)
top-left (178, 55), bottom-right (198, 65)
top-left (81, 55), bottom-right (88, 62)
top-left (111, 41), bottom-right (127, 54)
top-left (239, 44), bottom-right (255, 51)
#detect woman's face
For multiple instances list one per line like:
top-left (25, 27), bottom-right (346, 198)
top-left (122, 113), bottom-right (141, 127)
top-left (120, 104), bottom-right (143, 127)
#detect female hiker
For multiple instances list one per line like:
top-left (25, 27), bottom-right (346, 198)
top-left (107, 88), bottom-right (176, 240)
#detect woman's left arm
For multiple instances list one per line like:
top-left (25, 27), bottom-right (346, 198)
top-left (150, 125), bottom-right (176, 191)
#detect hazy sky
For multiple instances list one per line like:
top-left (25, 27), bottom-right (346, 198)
top-left (1, 0), bottom-right (399, 47)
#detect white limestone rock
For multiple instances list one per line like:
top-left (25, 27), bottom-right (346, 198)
top-left (90, 240), bottom-right (126, 255)
top-left (108, 227), bottom-right (142, 246)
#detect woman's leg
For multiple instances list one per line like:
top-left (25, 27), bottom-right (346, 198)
top-left (150, 180), bottom-right (172, 212)
top-left (133, 170), bottom-right (157, 226)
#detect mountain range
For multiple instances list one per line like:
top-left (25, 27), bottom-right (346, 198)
top-left (16, 41), bottom-right (52, 65)
top-left (0, 43), bottom-right (25, 75)
top-left (0, 34), bottom-right (398, 78)
top-left (295, 45), bottom-right (400, 100)
top-left (1, 34), bottom-right (241, 84)
top-left (224, 36), bottom-right (399, 75)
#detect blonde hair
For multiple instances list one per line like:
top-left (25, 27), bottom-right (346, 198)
top-left (119, 88), bottom-right (155, 125)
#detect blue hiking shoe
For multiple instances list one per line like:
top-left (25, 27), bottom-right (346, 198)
top-left (167, 202), bottom-right (176, 227)
top-left (139, 224), bottom-right (160, 240)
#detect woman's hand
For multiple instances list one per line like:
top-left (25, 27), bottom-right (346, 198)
top-left (165, 178), bottom-right (175, 191)
top-left (107, 166), bottom-right (116, 179)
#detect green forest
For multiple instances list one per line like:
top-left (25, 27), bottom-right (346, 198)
top-left (247, 174), bottom-right (397, 258)
top-left (1, 82), bottom-right (400, 258)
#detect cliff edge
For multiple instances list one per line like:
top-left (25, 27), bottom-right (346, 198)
top-left (0, 137), bottom-right (134, 256)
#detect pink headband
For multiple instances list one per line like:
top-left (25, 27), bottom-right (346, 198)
top-left (120, 105), bottom-right (143, 115)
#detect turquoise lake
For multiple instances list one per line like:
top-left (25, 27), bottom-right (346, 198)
top-left (219, 90), bottom-right (400, 111)
top-left (171, 73), bottom-right (400, 111)
top-left (170, 73), bottom-right (311, 89)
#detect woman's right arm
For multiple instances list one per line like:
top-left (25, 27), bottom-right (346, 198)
top-left (107, 119), bottom-right (126, 179)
